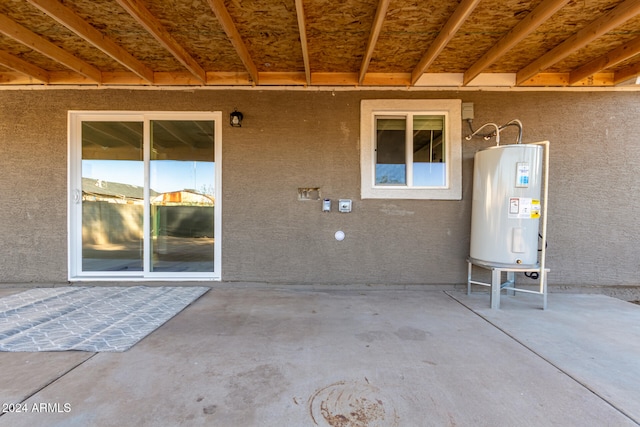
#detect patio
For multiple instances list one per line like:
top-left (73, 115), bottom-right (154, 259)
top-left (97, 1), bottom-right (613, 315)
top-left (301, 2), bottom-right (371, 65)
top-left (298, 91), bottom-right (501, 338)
top-left (0, 285), bottom-right (638, 426)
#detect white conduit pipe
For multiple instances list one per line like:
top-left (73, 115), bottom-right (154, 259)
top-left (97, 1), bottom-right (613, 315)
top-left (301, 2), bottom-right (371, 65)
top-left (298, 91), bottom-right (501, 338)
top-left (531, 140), bottom-right (550, 308)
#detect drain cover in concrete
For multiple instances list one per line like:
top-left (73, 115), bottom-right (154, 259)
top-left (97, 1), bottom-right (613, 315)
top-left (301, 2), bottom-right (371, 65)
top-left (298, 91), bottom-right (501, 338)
top-left (309, 380), bottom-right (399, 427)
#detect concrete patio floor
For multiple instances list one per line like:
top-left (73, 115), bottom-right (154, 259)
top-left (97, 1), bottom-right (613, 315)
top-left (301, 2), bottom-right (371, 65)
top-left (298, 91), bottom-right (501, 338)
top-left (0, 285), bottom-right (639, 427)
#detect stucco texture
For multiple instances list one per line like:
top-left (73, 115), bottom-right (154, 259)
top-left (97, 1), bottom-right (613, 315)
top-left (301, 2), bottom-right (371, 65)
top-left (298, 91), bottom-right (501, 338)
top-left (0, 89), bottom-right (638, 287)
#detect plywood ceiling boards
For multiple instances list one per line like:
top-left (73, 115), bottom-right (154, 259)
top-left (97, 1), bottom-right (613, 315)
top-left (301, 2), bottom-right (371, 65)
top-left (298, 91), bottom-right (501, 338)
top-left (0, 0), bottom-right (639, 87)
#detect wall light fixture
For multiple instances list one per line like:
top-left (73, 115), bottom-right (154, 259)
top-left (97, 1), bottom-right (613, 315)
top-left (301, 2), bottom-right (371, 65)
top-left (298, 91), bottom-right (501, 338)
top-left (230, 109), bottom-right (243, 127)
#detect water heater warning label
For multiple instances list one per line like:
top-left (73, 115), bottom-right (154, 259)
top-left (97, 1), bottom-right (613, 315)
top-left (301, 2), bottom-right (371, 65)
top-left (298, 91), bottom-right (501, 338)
top-left (508, 197), bottom-right (540, 219)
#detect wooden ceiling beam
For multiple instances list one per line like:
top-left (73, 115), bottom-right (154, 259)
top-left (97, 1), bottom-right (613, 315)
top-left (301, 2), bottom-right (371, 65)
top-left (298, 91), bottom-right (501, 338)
top-left (362, 72), bottom-right (410, 86)
top-left (115, 0), bottom-right (206, 84)
top-left (614, 61), bottom-right (640, 84)
top-left (519, 72), bottom-right (616, 86)
top-left (0, 50), bottom-right (49, 83)
top-left (0, 14), bottom-right (102, 83)
top-left (294, 0), bottom-right (311, 86)
top-left (463, 0), bottom-right (569, 86)
top-left (27, 0), bottom-right (154, 83)
top-left (569, 35), bottom-right (640, 84)
top-left (0, 70), bottom-right (631, 87)
top-left (410, 0), bottom-right (482, 85)
top-left (312, 72), bottom-right (359, 86)
top-left (206, 0), bottom-right (259, 85)
top-left (94, 71), bottom-right (253, 86)
top-left (359, 0), bottom-right (391, 85)
top-left (516, 0), bottom-right (640, 85)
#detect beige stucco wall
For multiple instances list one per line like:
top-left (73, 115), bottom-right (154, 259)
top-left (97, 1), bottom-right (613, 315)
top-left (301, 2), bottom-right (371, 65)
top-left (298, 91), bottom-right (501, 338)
top-left (0, 89), bottom-right (638, 287)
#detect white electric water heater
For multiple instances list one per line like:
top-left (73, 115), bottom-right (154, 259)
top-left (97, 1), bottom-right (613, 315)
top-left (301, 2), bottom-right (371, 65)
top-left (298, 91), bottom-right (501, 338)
top-left (469, 144), bottom-right (543, 267)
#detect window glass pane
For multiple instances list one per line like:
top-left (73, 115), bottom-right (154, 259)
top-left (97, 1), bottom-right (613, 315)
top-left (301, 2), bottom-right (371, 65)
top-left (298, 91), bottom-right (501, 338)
top-left (150, 120), bottom-right (215, 272)
top-left (413, 115), bottom-right (446, 187)
top-left (375, 117), bottom-right (406, 185)
top-left (361, 99), bottom-right (461, 200)
top-left (81, 122), bottom-right (144, 271)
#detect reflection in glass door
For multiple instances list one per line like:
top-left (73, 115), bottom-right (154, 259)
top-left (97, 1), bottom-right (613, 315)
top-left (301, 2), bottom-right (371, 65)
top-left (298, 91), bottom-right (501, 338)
top-left (69, 112), bottom-right (222, 280)
top-left (81, 121), bottom-right (144, 272)
top-left (150, 120), bottom-right (215, 272)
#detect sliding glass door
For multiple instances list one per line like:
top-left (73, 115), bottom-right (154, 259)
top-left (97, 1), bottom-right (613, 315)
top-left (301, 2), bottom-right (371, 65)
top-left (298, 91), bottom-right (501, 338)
top-left (149, 119), bottom-right (215, 273)
top-left (69, 112), bottom-right (222, 280)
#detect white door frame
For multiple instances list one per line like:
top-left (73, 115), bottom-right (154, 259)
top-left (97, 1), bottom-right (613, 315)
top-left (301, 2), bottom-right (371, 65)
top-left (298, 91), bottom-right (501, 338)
top-left (67, 111), bottom-right (222, 281)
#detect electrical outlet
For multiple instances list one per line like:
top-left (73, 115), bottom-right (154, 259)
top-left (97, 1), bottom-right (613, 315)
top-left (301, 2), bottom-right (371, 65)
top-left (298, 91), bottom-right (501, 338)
top-left (338, 199), bottom-right (352, 213)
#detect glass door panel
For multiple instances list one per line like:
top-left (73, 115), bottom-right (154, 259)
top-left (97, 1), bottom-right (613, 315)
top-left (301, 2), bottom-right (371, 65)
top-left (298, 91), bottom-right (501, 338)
top-left (150, 120), bottom-right (215, 272)
top-left (81, 121), bottom-right (144, 271)
top-left (70, 112), bottom-right (221, 280)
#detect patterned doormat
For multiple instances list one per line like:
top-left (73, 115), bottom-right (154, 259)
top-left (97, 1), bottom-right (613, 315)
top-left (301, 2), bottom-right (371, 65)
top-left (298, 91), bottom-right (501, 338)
top-left (0, 286), bottom-right (209, 352)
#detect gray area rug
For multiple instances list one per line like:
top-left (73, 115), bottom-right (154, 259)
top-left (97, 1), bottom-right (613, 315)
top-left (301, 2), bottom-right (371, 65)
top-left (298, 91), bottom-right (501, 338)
top-left (0, 286), bottom-right (209, 352)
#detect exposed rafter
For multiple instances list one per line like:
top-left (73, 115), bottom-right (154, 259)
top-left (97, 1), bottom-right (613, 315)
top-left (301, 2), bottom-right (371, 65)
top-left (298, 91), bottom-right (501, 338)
top-left (0, 50), bottom-right (49, 83)
top-left (359, 0), bottom-right (391, 85)
top-left (114, 0), bottom-right (206, 84)
top-left (614, 61), bottom-right (640, 84)
top-left (410, 0), bottom-right (482, 85)
top-left (294, 0), bottom-right (311, 86)
top-left (463, 0), bottom-right (570, 86)
top-left (570, 35), bottom-right (640, 84)
top-left (0, 14), bottom-right (102, 82)
top-left (516, 0), bottom-right (640, 85)
top-left (206, 0), bottom-right (259, 85)
top-left (26, 0), bottom-right (155, 83)
top-left (0, 0), bottom-right (639, 89)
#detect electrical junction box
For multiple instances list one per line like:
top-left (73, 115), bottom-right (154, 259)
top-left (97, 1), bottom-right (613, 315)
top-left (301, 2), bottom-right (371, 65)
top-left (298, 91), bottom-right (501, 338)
top-left (462, 102), bottom-right (474, 120)
top-left (338, 199), bottom-right (352, 213)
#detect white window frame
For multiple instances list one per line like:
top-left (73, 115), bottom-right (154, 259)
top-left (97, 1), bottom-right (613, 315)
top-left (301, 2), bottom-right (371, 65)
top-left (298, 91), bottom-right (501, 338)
top-left (360, 99), bottom-right (462, 200)
top-left (68, 111), bottom-right (223, 281)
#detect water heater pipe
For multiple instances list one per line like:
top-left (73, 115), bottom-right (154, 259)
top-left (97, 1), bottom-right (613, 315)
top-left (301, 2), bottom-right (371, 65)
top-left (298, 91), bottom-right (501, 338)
top-left (465, 122), bottom-right (501, 145)
top-left (502, 119), bottom-right (523, 144)
top-left (465, 119), bottom-right (523, 145)
top-left (531, 140), bottom-right (550, 302)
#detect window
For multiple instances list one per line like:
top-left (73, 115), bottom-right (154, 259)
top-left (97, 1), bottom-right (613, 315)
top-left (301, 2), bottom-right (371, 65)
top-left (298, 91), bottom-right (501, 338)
top-left (68, 111), bottom-right (222, 280)
top-left (360, 99), bottom-right (462, 199)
